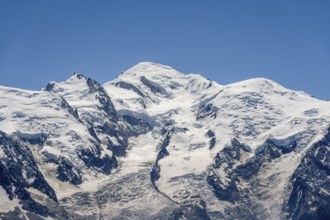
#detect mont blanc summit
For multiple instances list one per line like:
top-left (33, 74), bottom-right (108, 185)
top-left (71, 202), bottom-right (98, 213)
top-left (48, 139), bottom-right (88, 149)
top-left (1, 62), bottom-right (330, 219)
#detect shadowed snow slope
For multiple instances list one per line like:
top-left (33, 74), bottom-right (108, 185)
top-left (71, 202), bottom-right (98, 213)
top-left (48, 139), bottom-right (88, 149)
top-left (1, 62), bottom-right (330, 220)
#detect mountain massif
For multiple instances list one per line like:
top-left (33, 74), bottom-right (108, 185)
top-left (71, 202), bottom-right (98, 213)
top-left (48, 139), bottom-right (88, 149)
top-left (0, 62), bottom-right (330, 219)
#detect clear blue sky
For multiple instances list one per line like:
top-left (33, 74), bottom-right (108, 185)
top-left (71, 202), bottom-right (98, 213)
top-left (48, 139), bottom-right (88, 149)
top-left (0, 0), bottom-right (329, 99)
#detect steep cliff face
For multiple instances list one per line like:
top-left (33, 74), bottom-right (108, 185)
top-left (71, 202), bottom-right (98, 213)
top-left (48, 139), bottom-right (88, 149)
top-left (0, 131), bottom-right (69, 219)
top-left (0, 62), bottom-right (330, 219)
top-left (285, 127), bottom-right (330, 220)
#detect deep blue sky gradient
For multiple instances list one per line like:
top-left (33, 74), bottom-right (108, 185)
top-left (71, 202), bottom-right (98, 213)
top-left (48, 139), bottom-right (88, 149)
top-left (0, 0), bottom-right (329, 99)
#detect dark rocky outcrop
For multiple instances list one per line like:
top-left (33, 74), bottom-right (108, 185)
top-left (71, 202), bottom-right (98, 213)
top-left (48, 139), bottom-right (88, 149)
top-left (0, 131), bottom-right (69, 219)
top-left (140, 76), bottom-right (168, 96)
top-left (150, 127), bottom-right (173, 184)
top-left (285, 128), bottom-right (330, 220)
top-left (114, 81), bottom-right (146, 97)
top-left (207, 139), bottom-right (251, 203)
top-left (208, 137), bottom-right (299, 205)
top-left (196, 104), bottom-right (218, 120)
top-left (207, 130), bottom-right (216, 150)
top-left (170, 200), bottom-right (211, 220)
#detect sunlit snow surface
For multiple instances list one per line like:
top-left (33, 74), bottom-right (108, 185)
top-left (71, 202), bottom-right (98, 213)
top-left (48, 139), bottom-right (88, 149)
top-left (1, 62), bottom-right (330, 219)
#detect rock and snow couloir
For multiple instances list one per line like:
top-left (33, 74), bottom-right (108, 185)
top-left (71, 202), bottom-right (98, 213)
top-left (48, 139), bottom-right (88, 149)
top-left (0, 62), bottom-right (330, 219)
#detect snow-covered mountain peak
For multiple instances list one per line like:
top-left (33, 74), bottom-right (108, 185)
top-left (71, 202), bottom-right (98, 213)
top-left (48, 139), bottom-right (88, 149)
top-left (222, 77), bottom-right (317, 103)
top-left (203, 77), bottom-right (330, 147)
top-left (114, 61), bottom-right (219, 94)
top-left (43, 72), bottom-right (95, 93)
top-left (224, 77), bottom-right (288, 94)
top-left (1, 63), bottom-right (330, 220)
top-left (229, 77), bottom-right (278, 88)
top-left (72, 72), bottom-right (88, 80)
top-left (118, 61), bottom-right (184, 79)
top-left (104, 62), bottom-right (222, 115)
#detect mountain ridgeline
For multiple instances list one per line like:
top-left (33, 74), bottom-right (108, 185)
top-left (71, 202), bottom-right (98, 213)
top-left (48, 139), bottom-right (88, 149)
top-left (0, 62), bottom-right (329, 220)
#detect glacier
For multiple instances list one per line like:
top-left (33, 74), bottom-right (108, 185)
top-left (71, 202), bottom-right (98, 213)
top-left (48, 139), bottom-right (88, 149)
top-left (0, 62), bottom-right (330, 219)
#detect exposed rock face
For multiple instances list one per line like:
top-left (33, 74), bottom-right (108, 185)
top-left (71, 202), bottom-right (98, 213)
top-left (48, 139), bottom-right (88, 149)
top-left (0, 131), bottom-right (69, 219)
top-left (0, 62), bottom-right (330, 219)
top-left (285, 128), bottom-right (330, 220)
